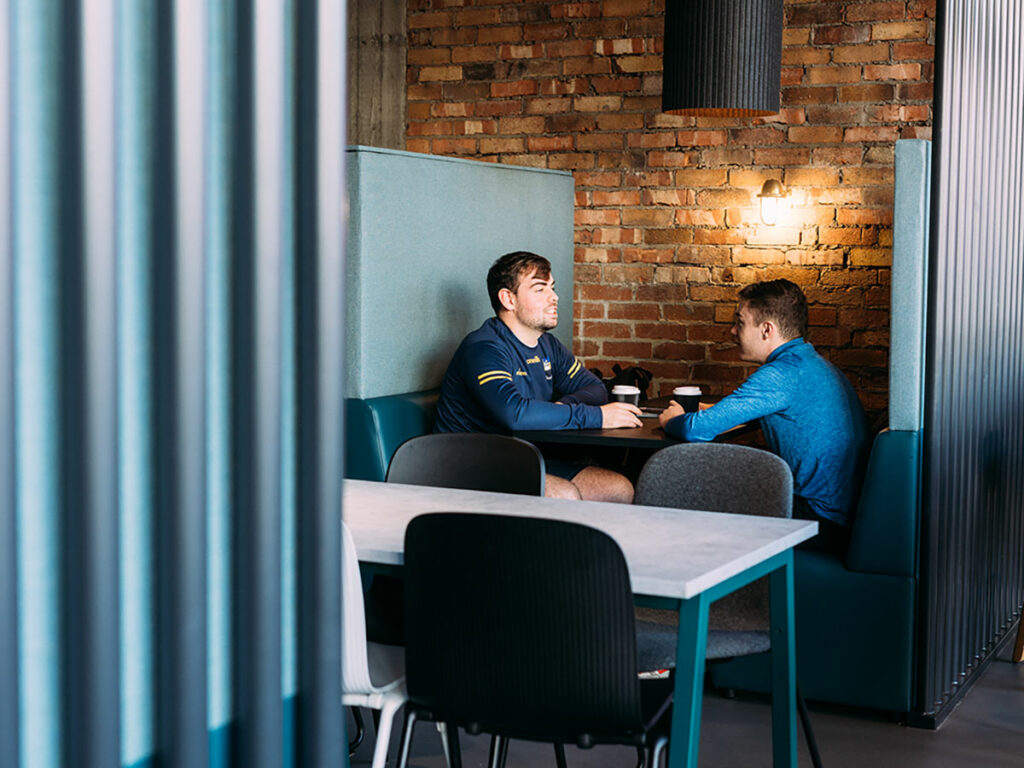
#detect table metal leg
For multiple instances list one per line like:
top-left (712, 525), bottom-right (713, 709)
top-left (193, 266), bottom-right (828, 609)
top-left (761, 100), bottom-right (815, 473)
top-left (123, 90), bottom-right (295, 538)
top-left (667, 592), bottom-right (709, 768)
top-left (769, 551), bottom-right (797, 767)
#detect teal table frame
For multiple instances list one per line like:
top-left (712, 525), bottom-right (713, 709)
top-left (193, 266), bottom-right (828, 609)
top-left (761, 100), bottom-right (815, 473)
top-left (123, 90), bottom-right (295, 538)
top-left (344, 480), bottom-right (811, 768)
top-left (641, 549), bottom-right (797, 768)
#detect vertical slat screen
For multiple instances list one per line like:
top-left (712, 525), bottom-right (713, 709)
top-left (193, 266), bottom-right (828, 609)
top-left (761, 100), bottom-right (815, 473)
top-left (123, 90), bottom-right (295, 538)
top-left (293, 0), bottom-right (346, 764)
top-left (923, 0), bottom-right (1024, 721)
top-left (0, 1), bottom-right (17, 764)
top-left (71, 0), bottom-right (121, 764)
top-left (3, 2), bottom-right (347, 766)
top-left (232, 0), bottom-right (284, 765)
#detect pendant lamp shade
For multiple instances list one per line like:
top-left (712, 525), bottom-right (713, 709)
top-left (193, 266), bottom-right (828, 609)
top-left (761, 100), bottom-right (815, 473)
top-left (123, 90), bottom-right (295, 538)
top-left (662, 0), bottom-right (784, 117)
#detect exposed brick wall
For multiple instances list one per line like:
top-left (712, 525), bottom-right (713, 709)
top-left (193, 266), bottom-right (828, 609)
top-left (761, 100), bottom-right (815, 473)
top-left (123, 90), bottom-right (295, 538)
top-left (406, 0), bottom-right (936, 419)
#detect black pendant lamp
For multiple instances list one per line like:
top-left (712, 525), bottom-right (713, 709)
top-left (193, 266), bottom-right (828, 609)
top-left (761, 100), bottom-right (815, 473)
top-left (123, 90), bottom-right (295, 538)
top-left (662, 0), bottom-right (784, 117)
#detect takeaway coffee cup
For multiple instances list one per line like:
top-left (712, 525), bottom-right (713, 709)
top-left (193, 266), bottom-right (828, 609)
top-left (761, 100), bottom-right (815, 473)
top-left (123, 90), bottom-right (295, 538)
top-left (610, 384), bottom-right (641, 406)
top-left (673, 385), bottom-right (702, 413)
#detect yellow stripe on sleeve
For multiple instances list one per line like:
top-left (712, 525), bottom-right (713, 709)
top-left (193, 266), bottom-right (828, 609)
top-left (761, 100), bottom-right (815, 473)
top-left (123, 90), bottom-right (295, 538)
top-left (478, 373), bottom-right (513, 386)
top-left (568, 359), bottom-right (581, 378)
top-left (477, 369), bottom-right (510, 381)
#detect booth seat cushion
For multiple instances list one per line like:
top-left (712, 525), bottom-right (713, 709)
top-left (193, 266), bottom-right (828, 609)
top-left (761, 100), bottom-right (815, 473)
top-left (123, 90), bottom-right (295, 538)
top-left (710, 551), bottom-right (917, 712)
top-left (345, 390), bottom-right (440, 481)
top-left (709, 428), bottom-right (921, 713)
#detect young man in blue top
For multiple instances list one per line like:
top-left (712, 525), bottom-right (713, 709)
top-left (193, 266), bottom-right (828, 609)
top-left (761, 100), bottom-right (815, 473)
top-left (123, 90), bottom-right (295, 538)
top-left (436, 251), bottom-right (641, 502)
top-left (659, 279), bottom-right (869, 553)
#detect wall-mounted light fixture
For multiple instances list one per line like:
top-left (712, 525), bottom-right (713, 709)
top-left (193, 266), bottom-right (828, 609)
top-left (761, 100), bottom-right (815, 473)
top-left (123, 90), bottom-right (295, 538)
top-left (758, 179), bottom-right (787, 225)
top-left (662, 0), bottom-right (784, 117)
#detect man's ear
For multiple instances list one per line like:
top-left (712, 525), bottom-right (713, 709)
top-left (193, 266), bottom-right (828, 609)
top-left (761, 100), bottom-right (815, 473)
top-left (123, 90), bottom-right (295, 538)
top-left (760, 319), bottom-right (775, 340)
top-left (497, 287), bottom-right (516, 313)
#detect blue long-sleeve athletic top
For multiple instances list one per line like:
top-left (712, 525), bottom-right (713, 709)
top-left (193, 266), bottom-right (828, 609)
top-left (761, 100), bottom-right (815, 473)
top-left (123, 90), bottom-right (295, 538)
top-left (435, 317), bottom-right (607, 433)
top-left (663, 338), bottom-right (869, 526)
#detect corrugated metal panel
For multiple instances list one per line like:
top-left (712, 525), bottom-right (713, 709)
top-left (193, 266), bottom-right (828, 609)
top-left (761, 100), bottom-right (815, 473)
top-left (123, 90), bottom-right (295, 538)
top-left (922, 0), bottom-right (1024, 720)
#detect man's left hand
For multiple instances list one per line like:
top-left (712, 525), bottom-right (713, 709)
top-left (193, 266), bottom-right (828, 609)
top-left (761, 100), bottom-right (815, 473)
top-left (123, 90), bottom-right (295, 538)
top-left (658, 400), bottom-right (685, 429)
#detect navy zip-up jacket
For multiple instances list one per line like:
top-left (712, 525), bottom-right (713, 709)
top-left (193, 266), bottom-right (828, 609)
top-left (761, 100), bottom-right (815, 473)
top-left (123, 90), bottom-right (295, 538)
top-left (435, 317), bottom-right (606, 433)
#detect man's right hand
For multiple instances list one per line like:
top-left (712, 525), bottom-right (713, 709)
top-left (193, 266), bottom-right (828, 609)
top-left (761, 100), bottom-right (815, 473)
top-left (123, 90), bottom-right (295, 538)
top-left (600, 402), bottom-right (643, 429)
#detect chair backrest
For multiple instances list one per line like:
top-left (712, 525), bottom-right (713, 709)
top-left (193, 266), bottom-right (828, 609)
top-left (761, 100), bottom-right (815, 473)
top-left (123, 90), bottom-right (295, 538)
top-left (635, 443), bottom-right (792, 518)
top-left (341, 520), bottom-right (373, 694)
top-left (403, 513), bottom-right (642, 744)
top-left (385, 433), bottom-right (545, 496)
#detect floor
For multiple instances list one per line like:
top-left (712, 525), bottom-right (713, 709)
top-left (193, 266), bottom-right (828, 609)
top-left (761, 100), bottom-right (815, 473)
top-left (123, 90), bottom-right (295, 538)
top-left (348, 643), bottom-right (1024, 768)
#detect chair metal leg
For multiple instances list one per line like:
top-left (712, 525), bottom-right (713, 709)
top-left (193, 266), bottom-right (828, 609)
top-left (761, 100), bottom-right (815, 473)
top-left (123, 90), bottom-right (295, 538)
top-left (650, 736), bottom-right (668, 768)
top-left (349, 706), bottom-right (366, 755)
top-left (553, 742), bottom-right (568, 768)
top-left (396, 710), bottom-right (418, 768)
top-left (445, 723), bottom-right (462, 768)
top-left (487, 735), bottom-right (508, 768)
top-left (633, 745), bottom-right (645, 768)
top-left (796, 686), bottom-right (824, 768)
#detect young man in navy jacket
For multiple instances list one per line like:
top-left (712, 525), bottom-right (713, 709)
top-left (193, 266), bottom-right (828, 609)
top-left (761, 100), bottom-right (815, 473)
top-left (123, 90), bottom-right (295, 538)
top-left (436, 251), bottom-right (640, 501)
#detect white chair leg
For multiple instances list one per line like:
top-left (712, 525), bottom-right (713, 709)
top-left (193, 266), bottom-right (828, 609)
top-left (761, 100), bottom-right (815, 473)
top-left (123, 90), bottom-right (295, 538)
top-left (371, 700), bottom-right (403, 768)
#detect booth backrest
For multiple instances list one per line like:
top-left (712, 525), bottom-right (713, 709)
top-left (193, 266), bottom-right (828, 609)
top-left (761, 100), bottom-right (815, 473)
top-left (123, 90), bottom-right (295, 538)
top-left (845, 429), bottom-right (920, 577)
top-left (345, 390), bottom-right (440, 481)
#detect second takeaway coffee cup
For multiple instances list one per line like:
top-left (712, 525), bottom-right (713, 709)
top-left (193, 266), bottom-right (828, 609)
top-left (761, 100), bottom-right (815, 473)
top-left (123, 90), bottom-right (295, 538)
top-left (673, 385), bottom-right (702, 413)
top-left (611, 384), bottom-right (641, 406)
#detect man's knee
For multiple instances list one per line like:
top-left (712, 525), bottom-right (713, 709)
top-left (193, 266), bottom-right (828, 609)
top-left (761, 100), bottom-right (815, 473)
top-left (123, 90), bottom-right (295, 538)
top-left (572, 466), bottom-right (634, 504)
top-left (544, 474), bottom-right (583, 500)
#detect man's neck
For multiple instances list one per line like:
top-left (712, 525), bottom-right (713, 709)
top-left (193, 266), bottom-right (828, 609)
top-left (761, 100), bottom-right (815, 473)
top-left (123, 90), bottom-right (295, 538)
top-left (763, 335), bottom-right (800, 362)
top-left (498, 313), bottom-right (542, 347)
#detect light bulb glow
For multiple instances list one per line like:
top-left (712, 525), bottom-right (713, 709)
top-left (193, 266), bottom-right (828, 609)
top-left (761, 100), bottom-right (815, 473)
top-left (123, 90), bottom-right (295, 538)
top-left (757, 179), bottom-right (786, 226)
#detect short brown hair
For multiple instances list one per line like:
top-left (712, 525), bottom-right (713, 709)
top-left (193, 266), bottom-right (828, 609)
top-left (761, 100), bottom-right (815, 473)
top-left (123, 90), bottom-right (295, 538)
top-left (738, 279), bottom-right (808, 340)
top-left (486, 251), bottom-right (551, 314)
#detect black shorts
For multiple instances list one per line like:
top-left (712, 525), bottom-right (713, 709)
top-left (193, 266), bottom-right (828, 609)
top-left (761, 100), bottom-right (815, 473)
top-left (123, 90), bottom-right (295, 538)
top-left (543, 458), bottom-right (590, 481)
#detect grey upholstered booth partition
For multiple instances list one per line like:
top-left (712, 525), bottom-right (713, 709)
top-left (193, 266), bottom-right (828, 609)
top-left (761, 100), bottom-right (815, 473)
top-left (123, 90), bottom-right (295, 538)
top-left (889, 139), bottom-right (931, 432)
top-left (345, 147), bottom-right (575, 399)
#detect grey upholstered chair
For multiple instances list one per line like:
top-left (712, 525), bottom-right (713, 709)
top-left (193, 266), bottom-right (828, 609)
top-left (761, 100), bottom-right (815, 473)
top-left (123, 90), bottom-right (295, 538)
top-left (632, 443), bottom-right (823, 768)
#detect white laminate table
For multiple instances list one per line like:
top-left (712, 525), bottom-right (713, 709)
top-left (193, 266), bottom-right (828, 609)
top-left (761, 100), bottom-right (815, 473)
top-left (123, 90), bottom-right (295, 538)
top-left (343, 479), bottom-right (817, 768)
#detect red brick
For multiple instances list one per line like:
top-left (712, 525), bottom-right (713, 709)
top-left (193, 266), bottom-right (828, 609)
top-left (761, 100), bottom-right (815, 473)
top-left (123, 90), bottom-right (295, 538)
top-left (788, 126), bottom-right (844, 144)
top-left (478, 25), bottom-right (523, 43)
top-left (839, 84), bottom-right (896, 102)
top-left (753, 148), bottom-right (812, 166)
top-left (653, 343), bottom-right (706, 361)
top-left (430, 138), bottom-right (477, 154)
top-left (832, 42), bottom-right (891, 63)
top-left (783, 86), bottom-right (837, 105)
top-left (524, 22), bottom-right (571, 42)
top-left (806, 66), bottom-right (863, 85)
top-left (844, 125), bottom-right (900, 143)
top-left (787, 3), bottom-right (844, 25)
top-left (602, 0), bottom-right (649, 18)
top-left (550, 3), bottom-right (602, 20)
top-left (582, 321), bottom-right (632, 339)
top-left (864, 63), bottom-right (922, 81)
top-left (608, 303), bottom-right (660, 321)
top-left (847, 2), bottom-right (907, 23)
top-left (602, 341), bottom-right (652, 358)
top-left (894, 42), bottom-right (935, 60)
top-left (591, 75), bottom-right (642, 94)
top-left (813, 24), bottom-right (871, 45)
top-left (576, 133), bottom-right (626, 150)
top-left (622, 208), bottom-right (674, 226)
